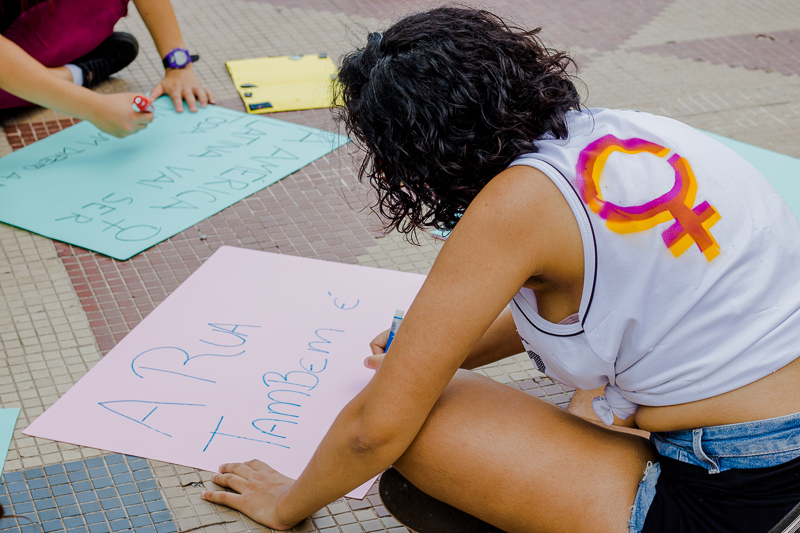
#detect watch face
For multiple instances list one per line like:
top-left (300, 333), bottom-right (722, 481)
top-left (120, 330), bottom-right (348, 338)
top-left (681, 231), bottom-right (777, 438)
top-left (173, 50), bottom-right (189, 66)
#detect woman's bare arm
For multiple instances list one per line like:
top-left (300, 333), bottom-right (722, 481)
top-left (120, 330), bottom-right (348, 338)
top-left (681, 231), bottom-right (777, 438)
top-left (132, 0), bottom-right (215, 111)
top-left (0, 35), bottom-right (152, 137)
top-left (202, 165), bottom-right (579, 527)
top-left (460, 307), bottom-right (524, 369)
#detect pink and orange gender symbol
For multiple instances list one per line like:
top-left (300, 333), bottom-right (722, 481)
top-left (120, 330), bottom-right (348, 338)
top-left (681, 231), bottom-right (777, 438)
top-left (576, 135), bottom-right (721, 261)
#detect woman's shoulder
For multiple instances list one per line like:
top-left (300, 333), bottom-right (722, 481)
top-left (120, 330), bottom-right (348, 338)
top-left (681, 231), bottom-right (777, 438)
top-left (472, 164), bottom-right (565, 215)
top-left (457, 164), bottom-right (585, 274)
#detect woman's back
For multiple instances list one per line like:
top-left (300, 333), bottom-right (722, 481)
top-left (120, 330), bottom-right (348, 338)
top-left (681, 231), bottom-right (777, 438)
top-left (510, 108), bottom-right (800, 428)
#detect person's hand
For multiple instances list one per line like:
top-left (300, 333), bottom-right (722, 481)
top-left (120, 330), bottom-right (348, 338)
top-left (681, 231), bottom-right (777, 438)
top-left (365, 329), bottom-right (390, 370)
top-left (85, 92), bottom-right (153, 138)
top-left (150, 65), bottom-right (216, 113)
top-left (202, 459), bottom-right (298, 530)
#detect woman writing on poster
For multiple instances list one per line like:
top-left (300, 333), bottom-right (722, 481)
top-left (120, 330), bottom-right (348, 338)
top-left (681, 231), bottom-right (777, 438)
top-left (200, 8), bottom-right (800, 532)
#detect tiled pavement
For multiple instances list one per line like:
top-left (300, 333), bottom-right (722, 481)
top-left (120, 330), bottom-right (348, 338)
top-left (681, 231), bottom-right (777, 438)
top-left (0, 455), bottom-right (176, 533)
top-left (1, 0), bottom-right (800, 532)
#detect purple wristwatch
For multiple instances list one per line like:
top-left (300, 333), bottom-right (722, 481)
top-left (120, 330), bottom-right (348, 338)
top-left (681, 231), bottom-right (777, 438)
top-left (162, 48), bottom-right (200, 69)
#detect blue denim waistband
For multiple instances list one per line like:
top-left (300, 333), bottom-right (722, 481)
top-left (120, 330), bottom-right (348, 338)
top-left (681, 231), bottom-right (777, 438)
top-left (650, 410), bottom-right (800, 473)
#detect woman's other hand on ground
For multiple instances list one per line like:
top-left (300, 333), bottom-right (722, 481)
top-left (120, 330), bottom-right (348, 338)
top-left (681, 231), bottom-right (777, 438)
top-left (150, 66), bottom-right (215, 113)
top-left (365, 329), bottom-right (390, 370)
top-left (202, 459), bottom-right (298, 530)
top-left (86, 92), bottom-right (153, 138)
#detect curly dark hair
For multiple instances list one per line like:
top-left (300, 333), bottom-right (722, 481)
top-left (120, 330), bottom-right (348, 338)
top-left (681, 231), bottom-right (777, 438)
top-left (335, 7), bottom-right (581, 239)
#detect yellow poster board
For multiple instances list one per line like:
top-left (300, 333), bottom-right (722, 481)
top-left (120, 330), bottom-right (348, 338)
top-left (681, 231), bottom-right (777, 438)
top-left (226, 54), bottom-right (338, 114)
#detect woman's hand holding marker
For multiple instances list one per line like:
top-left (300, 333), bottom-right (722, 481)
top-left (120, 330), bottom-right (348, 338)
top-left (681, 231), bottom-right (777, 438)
top-left (0, 0), bottom-right (215, 137)
top-left (365, 329), bottom-right (389, 369)
top-left (365, 310), bottom-right (404, 370)
top-left (86, 92), bottom-right (153, 138)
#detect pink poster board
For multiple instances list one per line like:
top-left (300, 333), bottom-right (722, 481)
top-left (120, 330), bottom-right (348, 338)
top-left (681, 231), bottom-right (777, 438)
top-left (25, 246), bottom-right (426, 499)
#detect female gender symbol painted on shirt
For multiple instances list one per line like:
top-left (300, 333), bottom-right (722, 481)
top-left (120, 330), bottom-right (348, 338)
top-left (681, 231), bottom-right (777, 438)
top-left (576, 135), bottom-right (721, 261)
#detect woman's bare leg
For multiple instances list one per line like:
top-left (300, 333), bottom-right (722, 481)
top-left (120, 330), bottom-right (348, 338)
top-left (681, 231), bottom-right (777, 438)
top-left (393, 370), bottom-right (657, 533)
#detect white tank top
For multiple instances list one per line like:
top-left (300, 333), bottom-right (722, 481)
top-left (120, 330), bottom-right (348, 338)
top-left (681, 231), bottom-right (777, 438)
top-left (508, 108), bottom-right (800, 425)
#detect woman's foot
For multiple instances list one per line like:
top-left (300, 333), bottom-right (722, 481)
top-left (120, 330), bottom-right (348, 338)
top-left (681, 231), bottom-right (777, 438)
top-left (74, 32), bottom-right (139, 88)
top-left (378, 468), bottom-right (505, 533)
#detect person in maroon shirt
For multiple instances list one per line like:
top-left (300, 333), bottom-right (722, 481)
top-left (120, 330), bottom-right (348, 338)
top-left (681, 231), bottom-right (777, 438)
top-left (0, 0), bottom-right (215, 137)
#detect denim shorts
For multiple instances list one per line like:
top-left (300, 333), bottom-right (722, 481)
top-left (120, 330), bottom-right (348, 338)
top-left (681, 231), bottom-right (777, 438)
top-left (628, 411), bottom-right (800, 533)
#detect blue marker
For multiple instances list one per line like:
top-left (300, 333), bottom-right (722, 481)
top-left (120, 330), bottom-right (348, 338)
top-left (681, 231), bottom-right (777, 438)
top-left (385, 309), bottom-right (404, 352)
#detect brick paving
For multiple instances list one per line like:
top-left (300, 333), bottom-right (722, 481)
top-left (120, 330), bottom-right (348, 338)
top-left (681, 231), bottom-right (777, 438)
top-left (2, 0), bottom-right (800, 532)
top-left (632, 29), bottom-right (800, 77)
top-left (3, 119), bottom-right (81, 151)
top-left (240, 0), bottom-right (675, 52)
